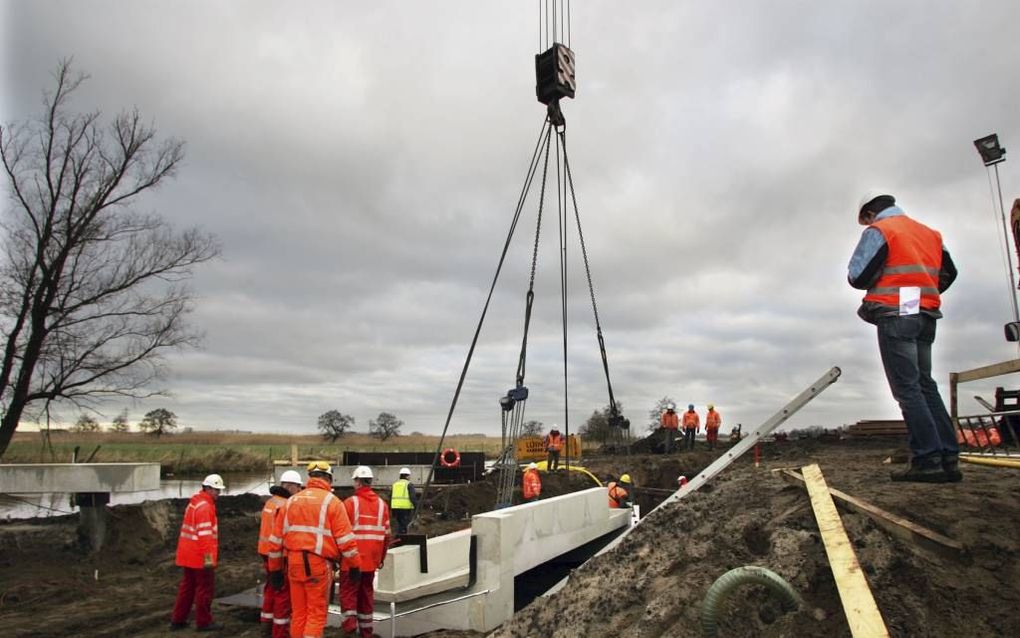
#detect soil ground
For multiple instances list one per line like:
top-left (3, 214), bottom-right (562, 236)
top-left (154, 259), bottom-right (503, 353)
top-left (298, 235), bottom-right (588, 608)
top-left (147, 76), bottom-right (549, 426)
top-left (2, 439), bottom-right (1019, 637)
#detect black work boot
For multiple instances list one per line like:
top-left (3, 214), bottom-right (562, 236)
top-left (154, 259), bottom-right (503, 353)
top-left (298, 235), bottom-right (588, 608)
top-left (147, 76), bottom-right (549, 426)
top-left (890, 457), bottom-right (949, 483)
top-left (942, 454), bottom-right (963, 483)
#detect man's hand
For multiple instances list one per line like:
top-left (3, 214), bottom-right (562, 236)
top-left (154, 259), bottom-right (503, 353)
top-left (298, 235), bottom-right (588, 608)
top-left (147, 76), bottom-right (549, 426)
top-left (348, 567), bottom-right (362, 583)
top-left (269, 571), bottom-right (285, 590)
top-left (203, 554), bottom-right (214, 569)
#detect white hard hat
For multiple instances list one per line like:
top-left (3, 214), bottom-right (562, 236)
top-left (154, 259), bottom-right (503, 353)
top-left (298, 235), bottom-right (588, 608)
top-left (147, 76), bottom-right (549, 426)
top-left (857, 189), bottom-right (893, 216)
top-left (202, 474), bottom-right (225, 490)
top-left (667, 403), bottom-right (675, 410)
top-left (352, 465), bottom-right (374, 480)
top-left (527, 462), bottom-right (538, 470)
top-left (399, 467), bottom-right (411, 476)
top-left (280, 470), bottom-right (302, 486)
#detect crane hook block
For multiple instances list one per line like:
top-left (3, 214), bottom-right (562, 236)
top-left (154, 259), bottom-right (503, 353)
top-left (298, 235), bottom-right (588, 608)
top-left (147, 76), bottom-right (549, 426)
top-left (535, 43), bottom-right (576, 105)
top-left (509, 386), bottom-right (529, 402)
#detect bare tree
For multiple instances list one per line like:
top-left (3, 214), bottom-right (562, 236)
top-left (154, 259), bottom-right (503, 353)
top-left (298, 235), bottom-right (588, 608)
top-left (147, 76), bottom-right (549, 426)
top-left (0, 60), bottom-right (219, 456)
top-left (318, 409), bottom-right (354, 442)
top-left (647, 396), bottom-right (676, 432)
top-left (110, 409), bottom-right (129, 433)
top-left (521, 420), bottom-right (544, 437)
top-left (72, 413), bottom-right (100, 433)
top-left (369, 412), bottom-right (403, 441)
top-left (139, 408), bottom-right (177, 437)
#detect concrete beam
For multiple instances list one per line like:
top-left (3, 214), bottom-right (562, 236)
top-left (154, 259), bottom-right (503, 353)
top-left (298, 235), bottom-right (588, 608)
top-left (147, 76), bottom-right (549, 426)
top-left (273, 465), bottom-right (437, 488)
top-left (0, 463), bottom-right (160, 494)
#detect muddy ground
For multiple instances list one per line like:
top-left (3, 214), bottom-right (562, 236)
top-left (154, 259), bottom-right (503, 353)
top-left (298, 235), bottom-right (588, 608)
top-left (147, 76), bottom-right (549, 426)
top-left (2, 440), bottom-right (1018, 637)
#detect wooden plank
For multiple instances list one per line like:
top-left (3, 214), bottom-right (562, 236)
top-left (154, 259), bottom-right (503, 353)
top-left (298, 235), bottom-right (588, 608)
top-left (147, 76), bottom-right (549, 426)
top-left (801, 464), bottom-right (889, 638)
top-left (775, 469), bottom-right (965, 558)
top-left (953, 358), bottom-right (1020, 384)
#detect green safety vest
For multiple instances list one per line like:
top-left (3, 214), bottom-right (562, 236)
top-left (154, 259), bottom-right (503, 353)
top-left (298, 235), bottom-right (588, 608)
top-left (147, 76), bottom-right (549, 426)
top-left (391, 479), bottom-right (413, 510)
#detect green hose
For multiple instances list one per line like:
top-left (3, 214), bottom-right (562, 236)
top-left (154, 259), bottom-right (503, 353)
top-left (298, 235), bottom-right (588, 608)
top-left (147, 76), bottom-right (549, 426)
top-left (701, 565), bottom-right (803, 638)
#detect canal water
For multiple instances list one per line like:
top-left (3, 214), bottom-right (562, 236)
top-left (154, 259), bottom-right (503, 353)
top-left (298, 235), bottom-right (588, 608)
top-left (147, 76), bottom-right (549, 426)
top-left (0, 471), bottom-right (273, 520)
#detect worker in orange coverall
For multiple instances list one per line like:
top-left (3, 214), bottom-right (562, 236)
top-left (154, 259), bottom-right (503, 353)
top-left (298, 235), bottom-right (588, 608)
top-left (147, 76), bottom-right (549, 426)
top-left (522, 462), bottom-right (542, 502)
top-left (341, 466), bottom-right (391, 638)
top-left (170, 474), bottom-right (224, 632)
top-left (257, 470), bottom-right (302, 637)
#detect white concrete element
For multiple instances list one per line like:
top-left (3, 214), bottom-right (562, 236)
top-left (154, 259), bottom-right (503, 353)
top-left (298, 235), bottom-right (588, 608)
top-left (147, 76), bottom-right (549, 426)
top-left (273, 465), bottom-right (453, 488)
top-left (0, 463), bottom-right (160, 494)
top-left (376, 529), bottom-right (473, 603)
top-left (369, 486), bottom-right (629, 635)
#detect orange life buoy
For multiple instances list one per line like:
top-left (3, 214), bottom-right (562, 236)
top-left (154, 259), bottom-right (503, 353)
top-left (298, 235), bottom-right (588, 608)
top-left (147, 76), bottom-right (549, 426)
top-left (440, 448), bottom-right (461, 468)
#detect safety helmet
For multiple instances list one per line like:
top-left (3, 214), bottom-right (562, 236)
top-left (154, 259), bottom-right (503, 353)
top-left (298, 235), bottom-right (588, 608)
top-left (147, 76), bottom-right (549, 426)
top-left (667, 403), bottom-right (675, 410)
top-left (619, 473), bottom-right (632, 484)
top-left (527, 462), bottom-right (538, 470)
top-left (202, 474), bottom-right (225, 490)
top-left (688, 404), bottom-right (694, 410)
top-left (857, 189), bottom-right (894, 216)
top-left (306, 460), bottom-right (333, 478)
top-left (677, 475), bottom-right (688, 486)
top-left (280, 470), bottom-right (302, 486)
top-left (707, 404), bottom-right (714, 410)
top-left (399, 467), bottom-right (411, 476)
top-left (352, 465), bottom-right (374, 480)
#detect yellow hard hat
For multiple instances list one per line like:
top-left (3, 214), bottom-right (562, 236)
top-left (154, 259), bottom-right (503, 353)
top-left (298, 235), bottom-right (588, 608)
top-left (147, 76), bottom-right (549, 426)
top-left (619, 474), bottom-right (632, 484)
top-left (306, 460), bottom-right (333, 477)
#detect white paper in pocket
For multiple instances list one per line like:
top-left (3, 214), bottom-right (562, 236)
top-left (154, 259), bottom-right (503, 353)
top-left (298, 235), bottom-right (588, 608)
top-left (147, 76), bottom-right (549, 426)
top-left (899, 286), bottom-right (921, 315)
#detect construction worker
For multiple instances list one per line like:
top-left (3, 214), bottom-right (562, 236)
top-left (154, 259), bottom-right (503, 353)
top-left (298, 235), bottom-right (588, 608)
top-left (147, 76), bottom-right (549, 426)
top-left (522, 462), bottom-right (542, 502)
top-left (266, 461), bottom-right (362, 638)
top-left (390, 467), bottom-right (417, 536)
top-left (677, 475), bottom-right (688, 488)
top-left (660, 403), bottom-right (679, 454)
top-left (257, 470), bottom-right (302, 638)
top-left (848, 190), bottom-right (959, 483)
top-left (730, 423), bottom-right (743, 442)
top-left (607, 474), bottom-right (632, 509)
top-left (342, 466), bottom-right (391, 638)
top-left (705, 404), bottom-right (722, 449)
top-left (682, 404), bottom-right (700, 451)
top-left (170, 473), bottom-right (224, 632)
top-left (544, 426), bottom-right (564, 471)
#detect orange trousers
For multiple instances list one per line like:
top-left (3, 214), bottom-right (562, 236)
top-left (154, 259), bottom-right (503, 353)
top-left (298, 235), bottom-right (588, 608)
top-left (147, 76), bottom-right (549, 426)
top-left (287, 554), bottom-right (333, 638)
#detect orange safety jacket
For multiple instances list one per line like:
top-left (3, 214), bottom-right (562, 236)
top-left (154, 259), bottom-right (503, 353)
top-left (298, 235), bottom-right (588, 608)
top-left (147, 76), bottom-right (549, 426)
top-left (706, 410), bottom-right (721, 430)
top-left (863, 215), bottom-right (943, 311)
top-left (682, 410), bottom-right (700, 432)
top-left (257, 493), bottom-right (288, 557)
top-left (661, 411), bottom-right (679, 430)
top-left (267, 477), bottom-right (362, 573)
top-left (607, 482), bottom-right (629, 509)
top-left (522, 468), bottom-right (542, 500)
top-left (344, 487), bottom-right (391, 572)
top-left (176, 490), bottom-right (218, 569)
top-left (545, 433), bottom-right (564, 451)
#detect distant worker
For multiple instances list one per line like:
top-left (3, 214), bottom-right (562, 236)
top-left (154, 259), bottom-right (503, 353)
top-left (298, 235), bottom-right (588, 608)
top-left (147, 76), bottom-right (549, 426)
top-left (705, 404), bottom-right (722, 450)
top-left (342, 466), bottom-right (391, 638)
top-left (257, 470), bottom-right (302, 638)
top-left (170, 473), bottom-right (224, 632)
top-left (682, 404), bottom-right (700, 451)
top-left (607, 474), bottom-right (632, 509)
top-left (848, 190), bottom-right (959, 483)
top-left (677, 475), bottom-right (688, 488)
top-left (522, 462), bottom-right (542, 502)
top-left (390, 467), bottom-right (418, 536)
top-left (730, 423), bottom-right (743, 442)
top-left (660, 403), bottom-right (679, 454)
top-left (267, 462), bottom-right (362, 638)
top-left (544, 427), bottom-right (564, 471)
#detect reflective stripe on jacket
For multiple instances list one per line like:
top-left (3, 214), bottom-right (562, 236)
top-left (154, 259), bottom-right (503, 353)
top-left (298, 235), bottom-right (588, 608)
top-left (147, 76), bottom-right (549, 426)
top-left (682, 410), bottom-right (700, 431)
top-left (258, 494), bottom-right (288, 557)
top-left (545, 433), bottom-right (564, 451)
top-left (390, 479), bottom-right (413, 510)
top-left (607, 483), bottom-right (629, 509)
top-left (267, 477), bottom-right (360, 572)
top-left (660, 411), bottom-right (679, 429)
top-left (863, 215), bottom-right (942, 310)
top-left (522, 468), bottom-right (542, 500)
top-left (344, 487), bottom-right (391, 571)
top-left (706, 410), bottom-right (721, 430)
top-left (176, 490), bottom-right (218, 569)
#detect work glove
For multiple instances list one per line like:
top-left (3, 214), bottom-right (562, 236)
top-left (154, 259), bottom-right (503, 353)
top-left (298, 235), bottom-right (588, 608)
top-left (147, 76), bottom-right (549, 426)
top-left (348, 567), bottom-right (362, 584)
top-left (269, 570), bottom-right (285, 590)
top-left (203, 554), bottom-right (214, 570)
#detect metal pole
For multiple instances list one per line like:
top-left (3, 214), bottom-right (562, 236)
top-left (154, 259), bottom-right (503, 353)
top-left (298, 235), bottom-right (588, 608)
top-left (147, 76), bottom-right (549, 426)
top-left (390, 600), bottom-right (396, 638)
top-left (993, 163), bottom-right (1020, 323)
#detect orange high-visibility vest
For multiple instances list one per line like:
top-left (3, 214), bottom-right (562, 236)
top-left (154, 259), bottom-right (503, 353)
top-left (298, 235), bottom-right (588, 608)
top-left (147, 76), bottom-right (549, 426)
top-left (344, 487), bottom-right (391, 572)
top-left (267, 477), bottom-right (361, 572)
top-left (607, 482), bottom-right (629, 508)
top-left (683, 410), bottom-right (700, 431)
top-left (523, 469), bottom-right (542, 499)
top-left (661, 411), bottom-right (679, 429)
top-left (545, 433), bottom-right (564, 451)
top-left (706, 410), bottom-right (721, 430)
top-left (863, 215), bottom-right (943, 310)
top-left (257, 494), bottom-right (288, 557)
top-left (176, 490), bottom-right (218, 569)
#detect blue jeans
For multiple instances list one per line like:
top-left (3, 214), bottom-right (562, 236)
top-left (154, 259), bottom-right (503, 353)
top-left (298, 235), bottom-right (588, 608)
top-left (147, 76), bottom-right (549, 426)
top-left (876, 314), bottom-right (959, 462)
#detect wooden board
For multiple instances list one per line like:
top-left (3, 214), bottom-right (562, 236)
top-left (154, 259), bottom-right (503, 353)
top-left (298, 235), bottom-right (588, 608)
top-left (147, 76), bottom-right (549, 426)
top-left (776, 469), bottom-right (965, 559)
top-left (801, 464), bottom-right (889, 638)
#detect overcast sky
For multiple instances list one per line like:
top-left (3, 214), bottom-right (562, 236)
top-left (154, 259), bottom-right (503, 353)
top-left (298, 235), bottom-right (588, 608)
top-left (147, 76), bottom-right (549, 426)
top-left (3, 1), bottom-right (1020, 437)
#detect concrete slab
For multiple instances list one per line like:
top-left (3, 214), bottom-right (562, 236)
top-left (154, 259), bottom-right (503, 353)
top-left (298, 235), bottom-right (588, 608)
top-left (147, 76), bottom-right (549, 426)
top-left (273, 465), bottom-right (439, 488)
top-left (0, 463), bottom-right (160, 494)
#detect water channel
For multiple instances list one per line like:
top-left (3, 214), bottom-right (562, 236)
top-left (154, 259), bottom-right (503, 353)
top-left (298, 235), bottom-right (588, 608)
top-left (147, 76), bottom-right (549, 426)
top-left (0, 471), bottom-right (274, 520)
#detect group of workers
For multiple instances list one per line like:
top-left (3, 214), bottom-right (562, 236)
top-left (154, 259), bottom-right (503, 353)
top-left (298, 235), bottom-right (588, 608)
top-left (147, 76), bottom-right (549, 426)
top-left (171, 463), bottom-right (420, 638)
top-left (659, 403), bottom-right (723, 452)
